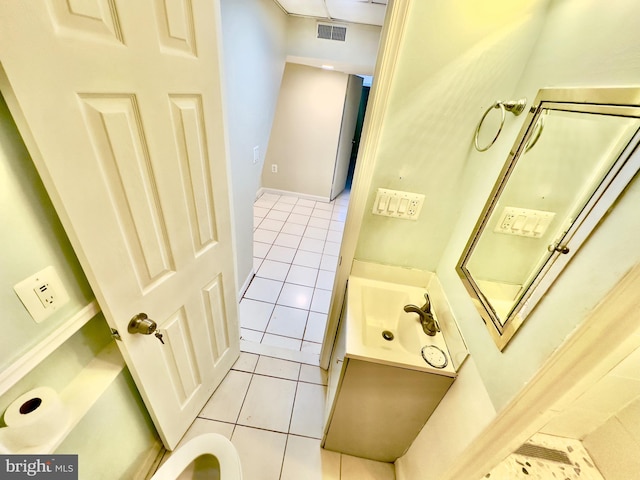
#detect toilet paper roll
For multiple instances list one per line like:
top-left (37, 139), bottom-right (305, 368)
top-left (3, 386), bottom-right (70, 449)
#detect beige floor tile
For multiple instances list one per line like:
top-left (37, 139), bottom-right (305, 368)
top-left (301, 341), bottom-right (322, 354)
top-left (237, 375), bottom-right (297, 432)
top-left (198, 370), bottom-right (251, 423)
top-left (180, 418), bottom-right (234, 444)
top-left (255, 355), bottom-right (301, 380)
top-left (261, 333), bottom-right (302, 350)
top-left (232, 425), bottom-right (287, 480)
top-left (341, 454), bottom-right (396, 480)
top-left (290, 382), bottom-right (326, 439)
top-left (299, 364), bottom-right (328, 386)
top-left (281, 435), bottom-right (340, 480)
top-left (232, 352), bottom-right (259, 373)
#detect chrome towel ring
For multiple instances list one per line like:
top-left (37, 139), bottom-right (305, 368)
top-left (474, 98), bottom-right (527, 152)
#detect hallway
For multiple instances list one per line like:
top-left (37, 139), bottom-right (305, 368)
top-left (238, 190), bottom-right (350, 361)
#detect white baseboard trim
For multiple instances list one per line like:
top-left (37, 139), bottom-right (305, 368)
top-left (238, 270), bottom-right (254, 298)
top-left (256, 187), bottom-right (331, 204)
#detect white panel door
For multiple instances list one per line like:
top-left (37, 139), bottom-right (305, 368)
top-left (0, 0), bottom-right (239, 449)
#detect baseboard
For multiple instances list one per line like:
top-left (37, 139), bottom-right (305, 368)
top-left (256, 187), bottom-right (331, 204)
top-left (138, 440), bottom-right (165, 480)
top-left (238, 269), bottom-right (254, 298)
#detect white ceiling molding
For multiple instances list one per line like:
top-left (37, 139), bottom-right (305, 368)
top-left (274, 0), bottom-right (387, 26)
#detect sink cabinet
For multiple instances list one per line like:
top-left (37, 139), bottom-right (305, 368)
top-left (322, 317), bottom-right (454, 462)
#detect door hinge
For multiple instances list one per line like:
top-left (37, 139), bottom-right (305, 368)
top-left (110, 328), bottom-right (122, 341)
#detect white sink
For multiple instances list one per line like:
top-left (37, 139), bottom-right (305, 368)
top-left (346, 276), bottom-right (455, 376)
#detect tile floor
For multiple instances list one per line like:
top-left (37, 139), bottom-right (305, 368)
top-left (172, 352), bottom-right (396, 480)
top-left (239, 191), bottom-right (350, 359)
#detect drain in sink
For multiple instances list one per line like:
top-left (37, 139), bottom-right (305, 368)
top-left (382, 330), bottom-right (394, 341)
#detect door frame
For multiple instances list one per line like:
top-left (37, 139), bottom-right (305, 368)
top-left (320, 0), bottom-right (412, 368)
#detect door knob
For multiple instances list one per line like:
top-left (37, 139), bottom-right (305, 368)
top-left (128, 313), bottom-right (157, 335)
top-left (547, 243), bottom-right (570, 255)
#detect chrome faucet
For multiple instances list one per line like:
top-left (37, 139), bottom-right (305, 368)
top-left (404, 293), bottom-right (440, 336)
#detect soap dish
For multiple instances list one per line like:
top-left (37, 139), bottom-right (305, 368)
top-left (421, 345), bottom-right (448, 369)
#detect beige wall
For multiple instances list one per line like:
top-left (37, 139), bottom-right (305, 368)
top-left (541, 343), bottom-right (640, 440)
top-left (220, 0), bottom-right (288, 293)
top-left (0, 94), bottom-right (94, 369)
top-left (354, 0), bottom-right (546, 271)
top-left (262, 63), bottom-right (350, 199)
top-left (437, 0), bottom-right (640, 412)
top-left (583, 392), bottom-right (640, 479)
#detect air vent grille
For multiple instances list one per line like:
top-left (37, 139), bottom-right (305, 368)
top-left (317, 23), bottom-right (347, 42)
top-left (514, 444), bottom-right (572, 465)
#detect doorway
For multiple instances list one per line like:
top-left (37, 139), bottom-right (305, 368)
top-left (238, 68), bottom-right (373, 364)
top-left (346, 81), bottom-right (372, 190)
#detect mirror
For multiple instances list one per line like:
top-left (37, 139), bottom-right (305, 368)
top-left (457, 88), bottom-right (640, 350)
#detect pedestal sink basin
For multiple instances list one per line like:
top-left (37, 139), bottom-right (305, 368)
top-left (346, 276), bottom-right (455, 376)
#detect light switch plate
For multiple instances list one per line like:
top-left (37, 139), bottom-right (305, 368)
top-left (494, 206), bottom-right (556, 238)
top-left (14, 266), bottom-right (70, 323)
top-left (372, 188), bottom-right (425, 220)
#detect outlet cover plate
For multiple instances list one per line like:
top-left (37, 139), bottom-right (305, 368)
top-left (14, 266), bottom-right (70, 323)
top-left (372, 188), bottom-right (425, 220)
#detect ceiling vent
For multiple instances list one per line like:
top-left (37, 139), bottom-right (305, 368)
top-left (317, 23), bottom-right (347, 42)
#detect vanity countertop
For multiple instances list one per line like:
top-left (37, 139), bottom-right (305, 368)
top-left (345, 275), bottom-right (457, 377)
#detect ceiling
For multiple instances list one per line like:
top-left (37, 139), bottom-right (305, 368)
top-left (273, 0), bottom-right (388, 27)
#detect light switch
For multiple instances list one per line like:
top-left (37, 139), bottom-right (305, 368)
top-left (513, 215), bottom-right (526, 230)
top-left (372, 188), bottom-right (425, 220)
top-left (523, 217), bottom-right (537, 233)
top-left (377, 195), bottom-right (389, 211)
top-left (494, 206), bottom-right (556, 238)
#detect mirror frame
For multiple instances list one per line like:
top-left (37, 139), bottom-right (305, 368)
top-left (457, 87), bottom-right (640, 350)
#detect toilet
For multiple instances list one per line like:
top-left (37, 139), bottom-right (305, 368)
top-left (150, 433), bottom-right (242, 480)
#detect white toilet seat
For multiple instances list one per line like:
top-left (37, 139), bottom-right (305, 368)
top-left (151, 433), bottom-right (242, 480)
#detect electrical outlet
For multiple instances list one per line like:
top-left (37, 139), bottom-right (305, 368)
top-left (271, 164), bottom-right (278, 173)
top-left (35, 282), bottom-right (56, 308)
top-left (14, 266), bottom-right (70, 323)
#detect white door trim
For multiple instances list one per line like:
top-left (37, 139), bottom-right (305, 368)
top-left (320, 0), bottom-right (412, 369)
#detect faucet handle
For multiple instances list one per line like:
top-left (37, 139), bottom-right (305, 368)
top-left (421, 293), bottom-right (431, 313)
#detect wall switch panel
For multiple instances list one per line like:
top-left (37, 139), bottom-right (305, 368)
top-left (372, 188), bottom-right (425, 220)
top-left (14, 266), bottom-right (70, 323)
top-left (494, 206), bottom-right (555, 238)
